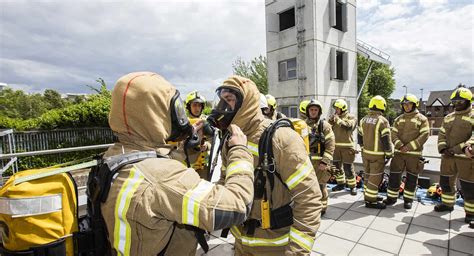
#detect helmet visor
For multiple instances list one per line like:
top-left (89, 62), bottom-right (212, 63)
top-left (212, 87), bottom-right (243, 114)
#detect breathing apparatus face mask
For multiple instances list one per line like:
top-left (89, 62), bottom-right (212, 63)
top-left (167, 90), bottom-right (193, 142)
top-left (207, 87), bottom-right (243, 131)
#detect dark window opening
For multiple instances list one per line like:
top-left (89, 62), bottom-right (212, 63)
top-left (336, 51), bottom-right (344, 80)
top-left (335, 1), bottom-right (343, 31)
top-left (279, 8), bottom-right (295, 31)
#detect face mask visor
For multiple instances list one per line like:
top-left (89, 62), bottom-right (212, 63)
top-left (207, 87), bottom-right (243, 130)
top-left (167, 90), bottom-right (193, 142)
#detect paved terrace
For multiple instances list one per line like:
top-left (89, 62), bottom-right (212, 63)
top-left (195, 136), bottom-right (473, 255)
top-left (196, 191), bottom-right (474, 255)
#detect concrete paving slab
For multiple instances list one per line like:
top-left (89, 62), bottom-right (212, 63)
top-left (398, 239), bottom-right (448, 255)
top-left (323, 206), bottom-right (347, 220)
top-left (412, 213), bottom-right (450, 231)
top-left (378, 207), bottom-right (415, 224)
top-left (405, 225), bottom-right (449, 248)
top-left (339, 210), bottom-right (377, 228)
top-left (313, 233), bottom-right (356, 255)
top-left (349, 200), bottom-right (383, 215)
top-left (358, 229), bottom-right (404, 254)
top-left (369, 217), bottom-right (409, 237)
top-left (324, 221), bottom-right (367, 242)
top-left (349, 244), bottom-right (395, 256)
top-left (448, 233), bottom-right (474, 254)
top-left (450, 220), bottom-right (474, 237)
top-left (318, 218), bottom-right (336, 232)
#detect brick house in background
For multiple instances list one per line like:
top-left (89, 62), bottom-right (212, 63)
top-left (425, 86), bottom-right (474, 129)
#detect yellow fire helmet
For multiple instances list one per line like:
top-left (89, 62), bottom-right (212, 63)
top-left (368, 95), bottom-right (386, 111)
top-left (185, 91), bottom-right (206, 106)
top-left (299, 100), bottom-right (310, 114)
top-left (400, 93), bottom-right (419, 108)
top-left (333, 99), bottom-right (348, 112)
top-left (450, 87), bottom-right (473, 102)
top-left (265, 94), bottom-right (277, 109)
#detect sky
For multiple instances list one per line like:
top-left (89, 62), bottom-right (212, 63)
top-left (0, 0), bottom-right (473, 101)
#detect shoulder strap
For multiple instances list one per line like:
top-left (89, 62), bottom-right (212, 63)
top-left (257, 119), bottom-right (294, 195)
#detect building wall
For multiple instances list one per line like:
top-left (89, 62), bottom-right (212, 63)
top-left (265, 0), bottom-right (358, 119)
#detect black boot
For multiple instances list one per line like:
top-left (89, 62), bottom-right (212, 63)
top-left (470, 221), bottom-right (474, 229)
top-left (376, 196), bottom-right (384, 201)
top-left (465, 214), bottom-right (474, 224)
top-left (350, 188), bottom-right (357, 196)
top-left (365, 201), bottom-right (386, 209)
top-left (404, 201), bottom-right (412, 210)
top-left (434, 203), bottom-right (454, 212)
top-left (332, 184), bottom-right (345, 191)
top-left (383, 197), bottom-right (397, 206)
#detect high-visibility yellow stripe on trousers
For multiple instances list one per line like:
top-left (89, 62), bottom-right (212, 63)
top-left (182, 180), bottom-right (214, 227)
top-left (114, 167), bottom-right (145, 256)
top-left (464, 201), bottom-right (474, 213)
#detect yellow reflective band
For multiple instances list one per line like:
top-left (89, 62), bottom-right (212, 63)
top-left (311, 156), bottom-right (322, 160)
top-left (114, 167), bottom-right (145, 256)
top-left (392, 127), bottom-right (399, 133)
top-left (410, 141), bottom-right (418, 150)
top-left (445, 117), bottom-right (454, 123)
top-left (335, 142), bottom-right (354, 147)
top-left (381, 128), bottom-right (390, 135)
top-left (395, 149), bottom-right (422, 156)
top-left (410, 118), bottom-right (421, 125)
top-left (182, 180), bottom-right (214, 227)
top-left (362, 149), bottom-right (385, 156)
top-left (440, 127), bottom-right (446, 134)
top-left (336, 118), bottom-right (342, 125)
top-left (398, 119), bottom-right (406, 123)
top-left (394, 140), bottom-right (403, 148)
top-left (454, 154), bottom-right (470, 159)
top-left (438, 142), bottom-right (447, 146)
top-left (441, 194), bottom-right (455, 199)
top-left (232, 226), bottom-right (290, 247)
top-left (404, 190), bottom-right (415, 196)
top-left (285, 159), bottom-right (313, 190)
top-left (289, 227), bottom-right (314, 252)
top-left (365, 193), bottom-right (377, 198)
top-left (387, 189), bottom-right (398, 197)
top-left (225, 160), bottom-right (253, 180)
top-left (464, 201), bottom-right (474, 211)
top-left (419, 127), bottom-right (429, 133)
top-left (461, 116), bottom-right (472, 123)
top-left (325, 132), bottom-right (334, 141)
top-left (364, 187), bottom-right (378, 195)
top-left (323, 152), bottom-right (333, 160)
top-left (247, 142), bottom-right (259, 156)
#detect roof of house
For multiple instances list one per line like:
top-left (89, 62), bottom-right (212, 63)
top-left (426, 86), bottom-right (474, 106)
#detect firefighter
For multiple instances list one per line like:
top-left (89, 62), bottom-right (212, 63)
top-left (265, 94), bottom-right (286, 120)
top-left (383, 94), bottom-right (430, 209)
top-left (185, 90), bottom-right (206, 118)
top-left (358, 95), bottom-right (393, 209)
top-left (184, 90), bottom-right (211, 179)
top-left (305, 99), bottom-right (335, 214)
top-left (208, 76), bottom-right (322, 255)
top-left (329, 99), bottom-right (357, 195)
top-left (299, 100), bottom-right (310, 120)
top-left (435, 87), bottom-right (474, 227)
top-left (102, 72), bottom-right (255, 255)
top-left (260, 93), bottom-right (271, 119)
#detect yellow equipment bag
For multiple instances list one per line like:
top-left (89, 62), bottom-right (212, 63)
top-left (290, 118), bottom-right (310, 153)
top-left (0, 168), bottom-right (78, 255)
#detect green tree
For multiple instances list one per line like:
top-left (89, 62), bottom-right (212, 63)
top-left (357, 54), bottom-right (396, 120)
top-left (43, 89), bottom-right (66, 110)
top-left (232, 55), bottom-right (268, 94)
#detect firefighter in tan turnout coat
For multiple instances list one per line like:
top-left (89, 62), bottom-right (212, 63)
top-left (383, 94), bottom-right (430, 209)
top-left (329, 99), bottom-right (358, 195)
top-left (358, 95), bottom-right (393, 209)
top-left (305, 99), bottom-right (335, 215)
top-left (434, 86), bottom-right (474, 227)
top-left (209, 76), bottom-right (322, 255)
top-left (101, 72), bottom-right (255, 255)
